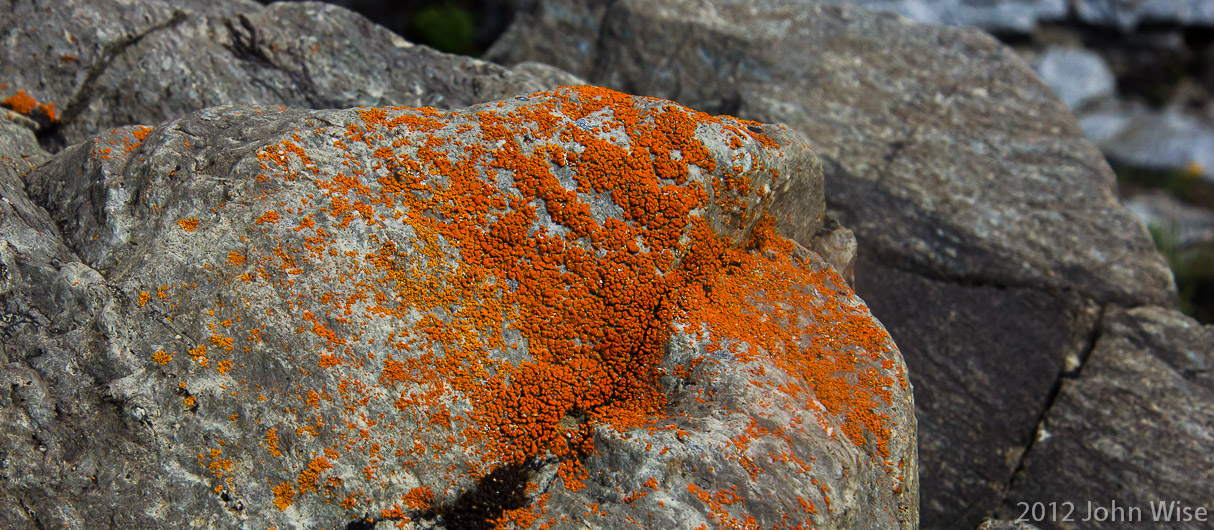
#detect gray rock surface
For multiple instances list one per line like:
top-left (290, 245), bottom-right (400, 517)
top-left (815, 0), bottom-right (1066, 33)
top-left (815, 0), bottom-right (1214, 31)
top-left (2, 68), bottom-right (915, 530)
top-left (853, 261), bottom-right (1102, 526)
top-left (1033, 47), bottom-right (1116, 111)
top-left (1001, 306), bottom-right (1214, 530)
top-left (489, 0), bottom-right (1174, 306)
top-left (1079, 106), bottom-right (1214, 183)
top-left (1074, 0), bottom-right (1214, 31)
top-left (0, 0), bottom-right (583, 150)
top-left (488, 0), bottom-right (1194, 528)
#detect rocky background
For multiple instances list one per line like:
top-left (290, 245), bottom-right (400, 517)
top-left (3, 1), bottom-right (1213, 530)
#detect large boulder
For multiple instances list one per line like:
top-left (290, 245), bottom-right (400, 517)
top-left (2, 79), bottom-right (916, 529)
top-left (487, 1), bottom-right (1207, 528)
top-left (1000, 306), bottom-right (1214, 530)
top-left (0, 0), bottom-right (581, 150)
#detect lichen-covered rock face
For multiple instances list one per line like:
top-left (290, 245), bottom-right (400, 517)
top-left (9, 86), bottom-right (914, 529)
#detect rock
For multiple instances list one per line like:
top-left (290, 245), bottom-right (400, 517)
top-left (977, 520), bottom-right (1042, 530)
top-left (5, 83), bottom-right (915, 529)
top-left (1076, 106), bottom-right (1137, 145)
top-left (1081, 106), bottom-right (1214, 183)
top-left (809, 216), bottom-right (859, 286)
top-left (812, 0), bottom-right (1214, 32)
top-left (1033, 47), bottom-right (1117, 111)
top-left (853, 260), bottom-right (1102, 527)
top-left (814, 0), bottom-right (1067, 33)
top-left (1001, 306), bottom-right (1214, 530)
top-left (1123, 190), bottom-right (1214, 249)
top-left (491, 0), bottom-right (1174, 305)
top-left (1074, 0), bottom-right (1214, 31)
top-left (0, 108), bottom-right (181, 530)
top-left (0, 0), bottom-right (584, 150)
top-left (487, 0), bottom-right (1178, 528)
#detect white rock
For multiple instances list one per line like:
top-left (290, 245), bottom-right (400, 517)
top-left (1034, 47), bottom-right (1117, 111)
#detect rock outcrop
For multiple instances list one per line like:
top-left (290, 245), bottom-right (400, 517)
top-left (1000, 306), bottom-right (1214, 529)
top-left (0, 2), bottom-right (917, 523)
top-left (489, 1), bottom-right (1212, 529)
top-left (0, 0), bottom-right (581, 151)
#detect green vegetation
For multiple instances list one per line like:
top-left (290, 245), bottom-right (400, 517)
top-left (1114, 163), bottom-right (1214, 207)
top-left (1115, 163), bottom-right (1214, 324)
top-left (1148, 222), bottom-right (1214, 324)
top-left (410, 3), bottom-right (477, 55)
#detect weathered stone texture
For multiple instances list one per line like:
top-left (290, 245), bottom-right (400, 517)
top-left (487, 1), bottom-right (1200, 528)
top-left (1, 0), bottom-right (583, 150)
top-left (1001, 306), bottom-right (1214, 530)
top-left (854, 258), bottom-right (1101, 526)
top-left (3, 77), bottom-right (914, 529)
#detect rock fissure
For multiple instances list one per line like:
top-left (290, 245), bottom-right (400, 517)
top-left (39, 11), bottom-right (189, 151)
top-left (223, 14), bottom-right (323, 109)
top-left (996, 303), bottom-right (1107, 510)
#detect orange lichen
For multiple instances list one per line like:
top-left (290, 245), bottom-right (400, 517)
top-left (298, 456), bottom-right (333, 493)
top-left (152, 86), bottom-right (897, 525)
top-left (1, 89), bottom-right (55, 121)
top-left (400, 486), bottom-right (434, 510)
top-left (188, 344), bottom-right (207, 363)
top-left (152, 350), bottom-right (172, 365)
top-left (272, 481), bottom-right (295, 511)
top-left (257, 210), bottom-right (281, 225)
top-left (177, 217), bottom-right (200, 231)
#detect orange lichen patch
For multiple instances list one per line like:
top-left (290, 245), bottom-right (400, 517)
top-left (118, 126), bottom-right (152, 154)
top-left (400, 485), bottom-right (434, 510)
top-left (688, 483), bottom-right (759, 530)
top-left (298, 457), bottom-right (333, 493)
top-left (1, 89), bottom-right (56, 121)
top-left (188, 344), bottom-right (207, 362)
top-left (138, 291), bottom-right (151, 307)
top-left (177, 217), bottom-right (200, 231)
top-left (183, 395), bottom-right (197, 408)
top-left (257, 210), bottom-right (281, 225)
top-left (677, 218), bottom-right (896, 457)
top-left (272, 481), bottom-right (295, 511)
top-left (152, 350), bottom-right (172, 365)
top-left (210, 333), bottom-right (235, 352)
